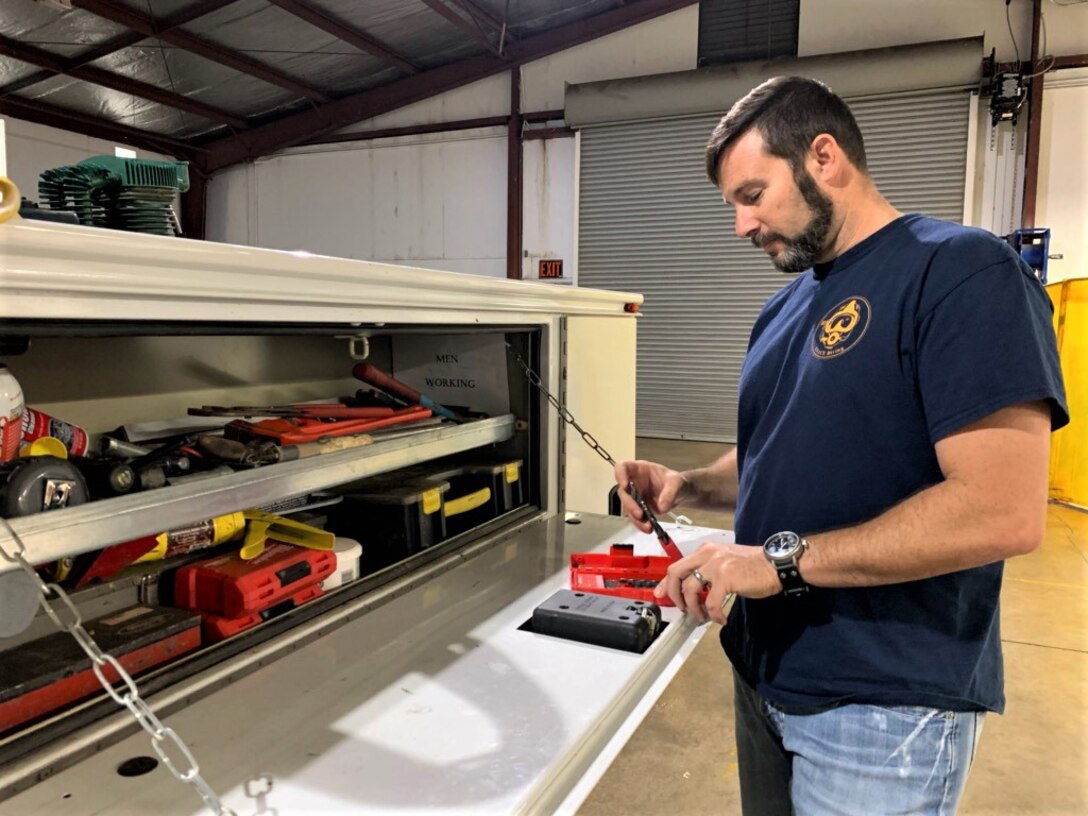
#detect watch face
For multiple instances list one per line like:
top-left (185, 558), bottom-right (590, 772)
top-left (764, 531), bottom-right (802, 559)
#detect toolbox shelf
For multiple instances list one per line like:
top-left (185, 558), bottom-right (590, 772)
top-left (0, 415), bottom-right (515, 574)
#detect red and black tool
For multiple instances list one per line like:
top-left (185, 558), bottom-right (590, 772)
top-left (626, 481), bottom-right (684, 561)
top-left (566, 486), bottom-right (694, 606)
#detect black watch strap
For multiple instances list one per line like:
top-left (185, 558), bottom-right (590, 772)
top-left (763, 532), bottom-right (809, 596)
top-left (774, 555), bottom-right (808, 596)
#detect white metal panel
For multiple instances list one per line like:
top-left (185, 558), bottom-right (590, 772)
top-left (1037, 69), bottom-right (1088, 284)
top-left (205, 162), bottom-right (253, 245)
top-left (523, 136), bottom-right (576, 283)
top-left (565, 38), bottom-right (980, 127)
top-left (578, 90), bottom-right (970, 441)
top-left (0, 516), bottom-right (726, 815)
top-left (800, 0), bottom-right (1087, 63)
top-left (253, 148), bottom-right (377, 258)
top-left (520, 5), bottom-right (699, 113)
top-left (239, 134), bottom-right (509, 278)
top-left (797, 0), bottom-right (1031, 63)
top-left (0, 220), bottom-right (641, 324)
top-left (565, 316), bottom-right (637, 515)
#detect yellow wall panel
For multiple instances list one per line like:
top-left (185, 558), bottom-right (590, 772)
top-left (1048, 279), bottom-right (1088, 507)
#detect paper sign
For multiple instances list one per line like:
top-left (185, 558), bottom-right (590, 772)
top-left (392, 335), bottom-right (510, 417)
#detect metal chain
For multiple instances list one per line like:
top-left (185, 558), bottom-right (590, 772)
top-left (506, 343), bottom-right (690, 526)
top-left (0, 520), bottom-right (237, 816)
top-left (506, 343), bottom-right (616, 467)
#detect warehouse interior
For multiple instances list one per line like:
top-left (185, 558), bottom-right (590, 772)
top-left (0, 0), bottom-right (1085, 814)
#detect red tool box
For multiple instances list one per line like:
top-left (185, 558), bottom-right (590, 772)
top-left (570, 543), bottom-right (706, 607)
top-left (0, 606), bottom-right (200, 733)
top-left (201, 583), bottom-right (324, 643)
top-left (174, 542), bottom-right (336, 619)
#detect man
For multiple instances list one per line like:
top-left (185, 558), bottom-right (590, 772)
top-left (615, 76), bottom-right (1068, 815)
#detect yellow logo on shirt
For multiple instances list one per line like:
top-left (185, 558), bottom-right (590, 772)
top-left (812, 297), bottom-right (872, 359)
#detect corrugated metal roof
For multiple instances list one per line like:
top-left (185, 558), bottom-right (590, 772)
top-left (0, 0), bottom-right (694, 161)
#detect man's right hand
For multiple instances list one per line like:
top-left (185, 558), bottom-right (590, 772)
top-left (614, 460), bottom-right (690, 534)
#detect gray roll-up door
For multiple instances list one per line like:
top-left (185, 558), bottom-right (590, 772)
top-left (578, 89), bottom-right (970, 441)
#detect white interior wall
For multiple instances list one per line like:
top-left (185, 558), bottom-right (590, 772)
top-left (1037, 67), bottom-right (1088, 284)
top-left (520, 5), bottom-right (699, 111)
top-left (208, 128), bottom-right (508, 277)
top-left (0, 118), bottom-right (172, 206)
top-left (522, 135), bottom-right (576, 284)
top-left (332, 74), bottom-right (510, 135)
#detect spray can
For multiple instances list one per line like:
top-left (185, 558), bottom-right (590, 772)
top-left (134, 512), bottom-right (247, 562)
top-left (0, 364), bottom-right (24, 464)
top-left (21, 407), bottom-right (89, 457)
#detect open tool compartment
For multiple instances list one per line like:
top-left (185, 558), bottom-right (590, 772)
top-left (0, 220), bottom-right (677, 815)
top-left (0, 319), bottom-right (546, 783)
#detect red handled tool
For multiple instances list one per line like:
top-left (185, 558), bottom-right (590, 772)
top-left (626, 481), bottom-right (684, 561)
top-left (624, 484), bottom-right (735, 615)
top-left (225, 406), bottom-right (432, 445)
top-left (352, 364), bottom-right (459, 421)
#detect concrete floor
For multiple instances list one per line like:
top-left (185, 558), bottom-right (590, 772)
top-left (577, 438), bottom-right (1088, 816)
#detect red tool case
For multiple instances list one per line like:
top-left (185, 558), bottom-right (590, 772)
top-left (0, 606), bottom-right (200, 733)
top-left (174, 542), bottom-right (336, 619)
top-left (200, 583), bottom-right (324, 643)
top-left (570, 543), bottom-right (706, 607)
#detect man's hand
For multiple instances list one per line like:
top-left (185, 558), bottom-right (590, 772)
top-left (654, 541), bottom-right (781, 624)
top-left (614, 460), bottom-right (690, 533)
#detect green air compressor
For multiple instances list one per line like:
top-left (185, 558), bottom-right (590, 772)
top-left (38, 156), bottom-right (190, 236)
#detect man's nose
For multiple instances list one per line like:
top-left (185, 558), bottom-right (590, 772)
top-left (734, 208), bottom-right (759, 240)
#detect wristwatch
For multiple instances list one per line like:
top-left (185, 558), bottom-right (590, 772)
top-left (762, 531), bottom-right (809, 596)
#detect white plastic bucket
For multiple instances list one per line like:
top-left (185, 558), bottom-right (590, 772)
top-left (321, 537), bottom-right (362, 590)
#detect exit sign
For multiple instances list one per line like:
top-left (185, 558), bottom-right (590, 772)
top-left (539, 259), bottom-right (563, 279)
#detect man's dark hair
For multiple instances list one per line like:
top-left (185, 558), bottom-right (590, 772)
top-left (705, 76), bottom-right (867, 187)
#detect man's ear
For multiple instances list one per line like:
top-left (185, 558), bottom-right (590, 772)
top-left (809, 133), bottom-right (846, 184)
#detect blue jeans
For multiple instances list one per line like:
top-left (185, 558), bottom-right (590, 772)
top-left (733, 671), bottom-right (985, 816)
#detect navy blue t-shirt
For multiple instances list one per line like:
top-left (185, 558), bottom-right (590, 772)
top-left (722, 214), bottom-right (1069, 714)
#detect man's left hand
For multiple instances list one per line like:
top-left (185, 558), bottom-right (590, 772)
top-left (654, 542), bottom-right (781, 624)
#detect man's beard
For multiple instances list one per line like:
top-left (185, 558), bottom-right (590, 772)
top-left (752, 170), bottom-right (834, 273)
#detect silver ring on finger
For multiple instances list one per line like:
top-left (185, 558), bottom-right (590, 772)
top-left (691, 568), bottom-right (711, 589)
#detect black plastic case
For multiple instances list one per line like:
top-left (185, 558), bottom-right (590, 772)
top-left (529, 589), bottom-right (663, 653)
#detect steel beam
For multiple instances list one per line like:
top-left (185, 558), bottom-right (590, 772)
top-left (444, 0), bottom-right (510, 39)
top-left (181, 170), bottom-right (208, 239)
top-left (71, 0), bottom-right (329, 102)
top-left (1050, 54), bottom-right (1088, 70)
top-left (523, 109), bottom-right (564, 123)
top-left (1022, 0), bottom-right (1043, 228)
top-left (302, 115), bottom-right (509, 145)
top-left (420, 0), bottom-right (496, 50)
top-left (0, 96), bottom-right (198, 158)
top-left (0, 34), bottom-right (246, 128)
top-left (507, 69), bottom-right (522, 280)
top-left (265, 0), bottom-right (420, 74)
top-left (199, 0), bottom-right (694, 171)
top-left (523, 126), bottom-right (573, 140)
top-left (0, 0), bottom-right (243, 98)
